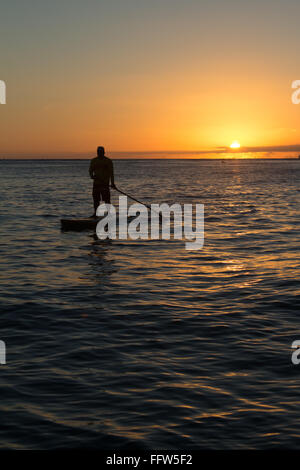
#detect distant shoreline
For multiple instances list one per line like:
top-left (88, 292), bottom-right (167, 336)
top-left (0, 157), bottom-right (299, 161)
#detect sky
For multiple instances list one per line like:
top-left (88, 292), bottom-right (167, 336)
top-left (1, 0), bottom-right (300, 158)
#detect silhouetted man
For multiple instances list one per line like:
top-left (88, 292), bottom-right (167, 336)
top-left (89, 146), bottom-right (116, 217)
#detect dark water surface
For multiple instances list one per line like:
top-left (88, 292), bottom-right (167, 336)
top-left (0, 158), bottom-right (299, 449)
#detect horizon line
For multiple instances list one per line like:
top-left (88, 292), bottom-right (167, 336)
top-left (1, 145), bottom-right (300, 159)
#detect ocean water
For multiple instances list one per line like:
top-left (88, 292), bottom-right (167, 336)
top-left (0, 158), bottom-right (299, 450)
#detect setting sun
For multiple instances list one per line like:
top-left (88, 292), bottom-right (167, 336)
top-left (230, 141), bottom-right (241, 149)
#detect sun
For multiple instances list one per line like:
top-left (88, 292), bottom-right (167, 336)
top-left (230, 140), bottom-right (241, 149)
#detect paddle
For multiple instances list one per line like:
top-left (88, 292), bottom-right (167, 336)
top-left (111, 186), bottom-right (163, 220)
top-left (112, 186), bottom-right (152, 211)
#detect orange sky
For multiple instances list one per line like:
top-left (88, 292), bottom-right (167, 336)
top-left (1, 1), bottom-right (300, 158)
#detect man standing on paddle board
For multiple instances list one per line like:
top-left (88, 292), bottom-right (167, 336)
top-left (89, 146), bottom-right (116, 217)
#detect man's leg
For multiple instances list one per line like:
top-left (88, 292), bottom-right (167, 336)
top-left (100, 186), bottom-right (111, 204)
top-left (92, 183), bottom-right (101, 215)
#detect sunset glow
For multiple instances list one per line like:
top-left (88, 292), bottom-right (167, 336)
top-left (230, 141), bottom-right (241, 149)
top-left (1, 1), bottom-right (300, 158)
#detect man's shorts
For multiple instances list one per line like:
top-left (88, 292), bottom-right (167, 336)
top-left (93, 182), bottom-right (110, 204)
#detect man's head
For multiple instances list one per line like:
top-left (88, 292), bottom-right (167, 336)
top-left (97, 146), bottom-right (105, 158)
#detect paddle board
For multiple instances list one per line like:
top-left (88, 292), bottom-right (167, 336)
top-left (60, 217), bottom-right (101, 231)
top-left (60, 215), bottom-right (140, 231)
